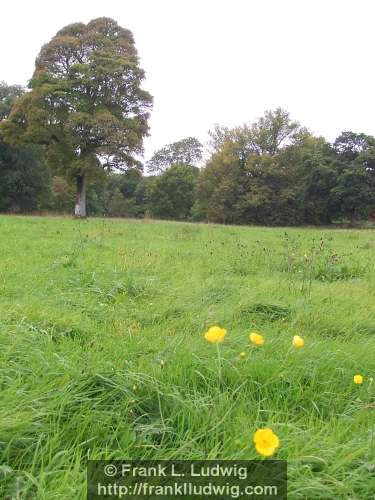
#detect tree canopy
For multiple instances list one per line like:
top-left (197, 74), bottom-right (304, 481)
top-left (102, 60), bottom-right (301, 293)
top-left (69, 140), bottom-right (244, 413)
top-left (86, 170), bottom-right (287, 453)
top-left (0, 50), bottom-right (374, 228)
top-left (146, 137), bottom-right (203, 174)
top-left (194, 109), bottom-right (375, 225)
top-left (0, 17), bottom-right (152, 216)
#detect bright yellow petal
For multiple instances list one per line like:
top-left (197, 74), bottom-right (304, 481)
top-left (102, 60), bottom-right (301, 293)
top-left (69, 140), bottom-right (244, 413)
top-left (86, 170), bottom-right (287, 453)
top-left (253, 428), bottom-right (280, 457)
top-left (204, 326), bottom-right (227, 344)
top-left (292, 335), bottom-right (304, 348)
top-left (250, 332), bottom-right (264, 346)
top-left (255, 443), bottom-right (277, 457)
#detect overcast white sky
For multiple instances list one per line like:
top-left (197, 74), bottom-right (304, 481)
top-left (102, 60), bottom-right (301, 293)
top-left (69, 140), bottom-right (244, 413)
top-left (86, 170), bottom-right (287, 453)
top-left (1, 0), bottom-right (374, 161)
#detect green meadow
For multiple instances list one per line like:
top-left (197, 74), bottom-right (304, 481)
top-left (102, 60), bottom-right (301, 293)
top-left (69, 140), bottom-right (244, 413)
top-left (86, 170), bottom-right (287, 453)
top-left (1, 215), bottom-right (375, 499)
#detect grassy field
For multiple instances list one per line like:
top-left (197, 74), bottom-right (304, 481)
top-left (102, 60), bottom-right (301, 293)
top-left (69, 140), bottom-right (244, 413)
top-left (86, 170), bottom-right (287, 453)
top-left (1, 216), bottom-right (375, 499)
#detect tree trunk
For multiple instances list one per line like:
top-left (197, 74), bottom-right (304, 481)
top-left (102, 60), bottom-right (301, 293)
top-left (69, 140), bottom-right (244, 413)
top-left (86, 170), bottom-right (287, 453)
top-left (74, 174), bottom-right (87, 217)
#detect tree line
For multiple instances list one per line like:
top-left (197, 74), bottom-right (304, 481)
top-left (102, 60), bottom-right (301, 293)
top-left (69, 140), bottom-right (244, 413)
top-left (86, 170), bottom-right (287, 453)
top-left (1, 18), bottom-right (374, 225)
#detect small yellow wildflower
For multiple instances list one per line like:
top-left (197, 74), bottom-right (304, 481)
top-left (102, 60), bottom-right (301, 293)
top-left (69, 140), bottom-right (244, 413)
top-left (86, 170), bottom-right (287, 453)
top-left (249, 332), bottom-right (264, 346)
top-left (239, 351), bottom-right (247, 359)
top-left (354, 374), bottom-right (363, 385)
top-left (253, 428), bottom-right (280, 457)
top-left (204, 326), bottom-right (227, 344)
top-left (292, 335), bottom-right (304, 348)
top-left (160, 360), bottom-right (165, 368)
top-left (132, 384), bottom-right (139, 392)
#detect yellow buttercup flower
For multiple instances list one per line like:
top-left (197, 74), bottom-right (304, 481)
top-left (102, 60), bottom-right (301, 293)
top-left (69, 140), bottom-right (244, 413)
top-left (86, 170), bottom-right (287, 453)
top-left (249, 332), bottom-right (264, 346)
top-left (292, 335), bottom-right (304, 348)
top-left (239, 351), bottom-right (246, 359)
top-left (354, 374), bottom-right (363, 385)
top-left (204, 326), bottom-right (227, 344)
top-left (253, 428), bottom-right (280, 457)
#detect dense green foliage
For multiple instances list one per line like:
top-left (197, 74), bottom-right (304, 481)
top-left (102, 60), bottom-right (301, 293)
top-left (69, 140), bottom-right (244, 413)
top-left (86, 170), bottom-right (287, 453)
top-left (145, 164), bottom-right (199, 219)
top-left (146, 137), bottom-right (203, 174)
top-left (0, 82), bottom-right (24, 121)
top-left (0, 19), bottom-right (374, 224)
top-left (2, 94), bottom-right (375, 223)
top-left (0, 82), bottom-right (51, 211)
top-left (194, 110), bottom-right (375, 225)
top-left (0, 18), bottom-right (152, 216)
top-left (0, 217), bottom-right (374, 498)
top-left (0, 143), bottom-right (51, 211)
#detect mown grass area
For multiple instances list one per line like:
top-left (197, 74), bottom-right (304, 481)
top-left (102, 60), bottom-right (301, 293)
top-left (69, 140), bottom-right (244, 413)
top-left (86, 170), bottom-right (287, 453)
top-left (0, 215), bottom-right (375, 499)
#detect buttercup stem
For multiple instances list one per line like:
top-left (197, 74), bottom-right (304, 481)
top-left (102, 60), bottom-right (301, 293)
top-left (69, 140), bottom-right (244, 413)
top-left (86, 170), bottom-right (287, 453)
top-left (216, 343), bottom-right (222, 387)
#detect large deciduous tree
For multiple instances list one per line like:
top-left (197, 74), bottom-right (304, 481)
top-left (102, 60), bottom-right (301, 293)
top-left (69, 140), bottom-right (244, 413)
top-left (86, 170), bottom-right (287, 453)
top-left (146, 137), bottom-right (203, 174)
top-left (209, 108), bottom-right (309, 157)
top-left (0, 17), bottom-right (152, 217)
top-left (198, 109), bottom-right (311, 224)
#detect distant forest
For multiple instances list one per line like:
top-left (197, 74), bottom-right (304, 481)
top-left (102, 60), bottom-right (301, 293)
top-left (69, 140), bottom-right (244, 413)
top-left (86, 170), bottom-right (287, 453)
top-left (1, 18), bottom-right (375, 226)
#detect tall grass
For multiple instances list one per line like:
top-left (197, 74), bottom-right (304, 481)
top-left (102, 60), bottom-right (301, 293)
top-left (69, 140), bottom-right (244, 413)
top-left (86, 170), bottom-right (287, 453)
top-left (0, 216), bottom-right (374, 498)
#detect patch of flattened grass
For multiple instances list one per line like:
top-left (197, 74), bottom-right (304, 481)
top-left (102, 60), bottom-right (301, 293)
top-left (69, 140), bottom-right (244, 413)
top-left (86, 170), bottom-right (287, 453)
top-left (237, 302), bottom-right (292, 323)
